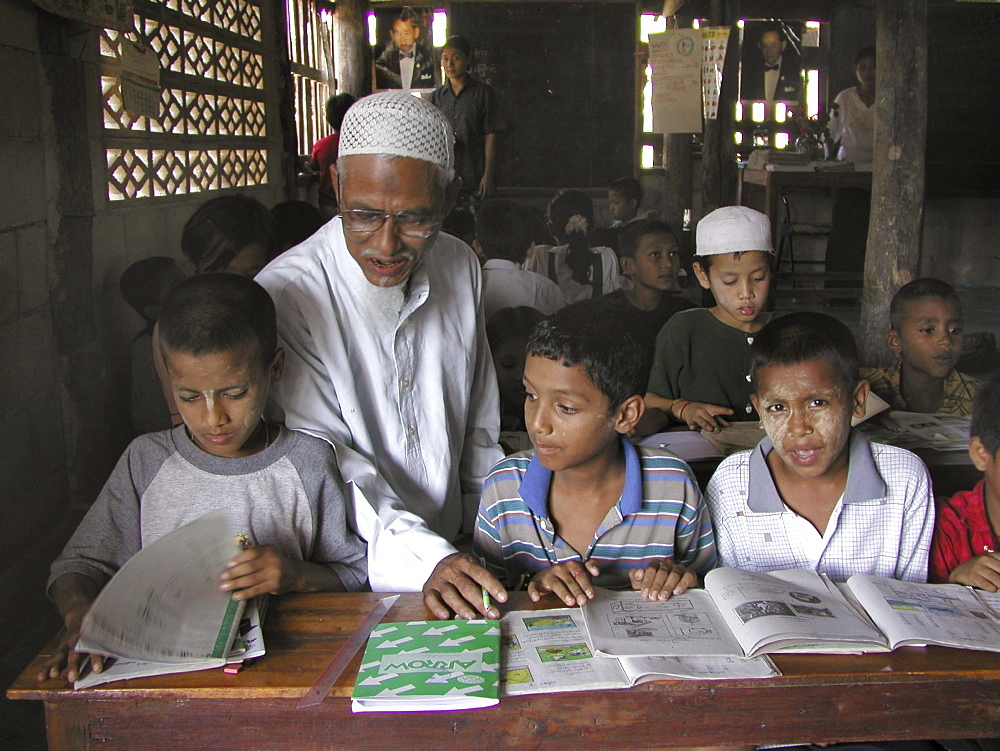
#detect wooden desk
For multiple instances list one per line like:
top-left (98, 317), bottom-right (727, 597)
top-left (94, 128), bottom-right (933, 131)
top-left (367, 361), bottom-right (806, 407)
top-left (739, 166), bottom-right (873, 241)
top-left (9, 593), bottom-right (1000, 749)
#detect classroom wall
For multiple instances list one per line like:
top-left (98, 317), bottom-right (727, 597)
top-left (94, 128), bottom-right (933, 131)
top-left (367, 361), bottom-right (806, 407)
top-left (0, 0), bottom-right (288, 723)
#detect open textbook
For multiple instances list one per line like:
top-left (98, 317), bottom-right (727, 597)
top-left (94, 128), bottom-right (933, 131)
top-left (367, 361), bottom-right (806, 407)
top-left (499, 608), bottom-right (778, 696)
top-left (583, 567), bottom-right (1000, 659)
top-left (73, 510), bottom-right (264, 689)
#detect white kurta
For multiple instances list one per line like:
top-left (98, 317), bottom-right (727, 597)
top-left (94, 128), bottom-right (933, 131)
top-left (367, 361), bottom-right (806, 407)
top-left (257, 218), bottom-right (504, 591)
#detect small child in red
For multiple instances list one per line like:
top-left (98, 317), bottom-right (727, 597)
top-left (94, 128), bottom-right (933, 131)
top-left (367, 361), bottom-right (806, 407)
top-left (929, 374), bottom-right (1000, 590)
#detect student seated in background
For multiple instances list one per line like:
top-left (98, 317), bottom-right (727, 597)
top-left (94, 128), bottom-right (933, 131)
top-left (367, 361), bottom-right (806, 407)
top-left (930, 374), bottom-right (1000, 589)
top-left (39, 274), bottom-right (367, 684)
top-left (119, 256), bottom-right (185, 435)
top-left (706, 312), bottom-right (934, 583)
top-left (525, 189), bottom-right (621, 303)
top-left (486, 306), bottom-right (546, 433)
top-left (862, 277), bottom-right (979, 416)
top-left (474, 299), bottom-right (716, 607)
top-left (270, 200), bottom-right (324, 256)
top-left (604, 219), bottom-right (693, 348)
top-left (310, 92), bottom-right (356, 220)
top-left (606, 176), bottom-right (646, 229)
top-left (476, 198), bottom-right (565, 320)
top-left (641, 206), bottom-right (774, 434)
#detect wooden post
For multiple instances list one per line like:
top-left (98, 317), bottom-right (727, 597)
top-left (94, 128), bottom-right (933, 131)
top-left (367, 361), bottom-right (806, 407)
top-left (333, 0), bottom-right (369, 96)
top-left (860, 0), bottom-right (928, 366)
top-left (662, 134), bottom-right (692, 240)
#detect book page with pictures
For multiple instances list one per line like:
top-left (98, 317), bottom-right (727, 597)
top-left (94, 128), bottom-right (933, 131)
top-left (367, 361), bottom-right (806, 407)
top-left (74, 595), bottom-right (267, 689)
top-left (705, 567), bottom-right (887, 656)
top-left (75, 510), bottom-right (245, 663)
top-left (500, 609), bottom-right (629, 695)
top-left (843, 575), bottom-right (1000, 652)
top-left (582, 588), bottom-right (745, 657)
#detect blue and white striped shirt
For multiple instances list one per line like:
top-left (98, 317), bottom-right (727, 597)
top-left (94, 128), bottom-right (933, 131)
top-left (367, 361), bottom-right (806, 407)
top-left (473, 439), bottom-right (717, 590)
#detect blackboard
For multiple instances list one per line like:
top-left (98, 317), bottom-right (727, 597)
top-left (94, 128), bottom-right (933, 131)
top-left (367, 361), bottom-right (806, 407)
top-left (449, 2), bottom-right (636, 189)
top-left (926, 5), bottom-right (1000, 197)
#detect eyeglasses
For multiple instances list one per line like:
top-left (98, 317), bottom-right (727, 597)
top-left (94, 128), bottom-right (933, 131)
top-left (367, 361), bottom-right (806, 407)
top-left (340, 209), bottom-right (441, 238)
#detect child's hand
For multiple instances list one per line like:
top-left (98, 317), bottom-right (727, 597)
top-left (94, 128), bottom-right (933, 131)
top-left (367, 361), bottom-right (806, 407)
top-left (528, 561), bottom-right (601, 607)
top-left (675, 400), bottom-right (733, 433)
top-left (221, 545), bottom-right (295, 599)
top-left (948, 553), bottom-right (1000, 592)
top-left (36, 610), bottom-right (104, 684)
top-left (629, 560), bottom-right (696, 601)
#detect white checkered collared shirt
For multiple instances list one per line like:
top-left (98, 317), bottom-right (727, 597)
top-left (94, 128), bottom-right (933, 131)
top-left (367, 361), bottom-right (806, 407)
top-left (705, 431), bottom-right (934, 583)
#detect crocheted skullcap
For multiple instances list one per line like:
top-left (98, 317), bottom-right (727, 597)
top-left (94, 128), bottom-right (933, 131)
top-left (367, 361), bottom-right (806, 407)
top-left (696, 205), bottom-right (774, 255)
top-left (339, 92), bottom-right (454, 171)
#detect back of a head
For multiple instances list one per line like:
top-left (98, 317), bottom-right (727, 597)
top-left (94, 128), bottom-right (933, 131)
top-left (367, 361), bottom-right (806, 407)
top-left (618, 219), bottom-right (676, 259)
top-left (487, 306), bottom-right (545, 351)
top-left (527, 299), bottom-right (652, 410)
top-left (326, 93), bottom-right (357, 131)
top-left (159, 273), bottom-right (276, 367)
top-left (695, 205), bottom-right (773, 270)
top-left (338, 91), bottom-right (455, 182)
top-left (609, 177), bottom-right (642, 206)
top-left (889, 277), bottom-right (961, 330)
top-left (750, 312), bottom-right (859, 393)
top-left (119, 256), bottom-right (184, 320)
top-left (181, 194), bottom-right (278, 273)
top-left (971, 374), bottom-right (1000, 455)
top-left (271, 200), bottom-right (324, 253)
top-left (476, 199), bottom-right (534, 263)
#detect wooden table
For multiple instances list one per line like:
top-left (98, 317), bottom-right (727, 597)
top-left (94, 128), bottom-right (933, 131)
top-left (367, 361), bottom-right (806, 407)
top-left (9, 592), bottom-right (1000, 749)
top-left (739, 166), bottom-right (873, 242)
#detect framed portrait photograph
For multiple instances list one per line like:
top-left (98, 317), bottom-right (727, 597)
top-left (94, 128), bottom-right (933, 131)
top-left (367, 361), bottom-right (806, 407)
top-left (740, 20), bottom-right (804, 104)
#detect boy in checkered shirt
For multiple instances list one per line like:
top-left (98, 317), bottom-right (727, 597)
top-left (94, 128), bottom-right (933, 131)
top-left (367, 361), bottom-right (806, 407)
top-left (706, 312), bottom-right (934, 582)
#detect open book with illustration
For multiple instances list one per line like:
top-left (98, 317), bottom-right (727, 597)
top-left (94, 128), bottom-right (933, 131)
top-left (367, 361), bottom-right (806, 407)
top-left (499, 608), bottom-right (778, 696)
top-left (72, 510), bottom-right (265, 689)
top-left (583, 567), bottom-right (1000, 659)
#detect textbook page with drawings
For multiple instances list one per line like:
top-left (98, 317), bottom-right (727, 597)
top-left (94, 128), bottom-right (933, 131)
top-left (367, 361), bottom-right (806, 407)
top-left (73, 510), bottom-right (256, 688)
top-left (584, 568), bottom-right (888, 659)
top-left (499, 608), bottom-right (778, 697)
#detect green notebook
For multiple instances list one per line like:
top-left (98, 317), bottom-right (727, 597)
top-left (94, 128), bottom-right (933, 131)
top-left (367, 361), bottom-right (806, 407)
top-left (351, 620), bottom-right (500, 712)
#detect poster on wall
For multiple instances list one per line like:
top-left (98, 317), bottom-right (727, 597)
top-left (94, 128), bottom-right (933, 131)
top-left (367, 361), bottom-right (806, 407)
top-left (701, 27), bottom-right (731, 120)
top-left (739, 20), bottom-right (803, 103)
top-left (120, 41), bottom-right (161, 119)
top-left (31, 0), bottom-right (133, 30)
top-left (372, 5), bottom-right (439, 92)
top-left (649, 30), bottom-right (702, 134)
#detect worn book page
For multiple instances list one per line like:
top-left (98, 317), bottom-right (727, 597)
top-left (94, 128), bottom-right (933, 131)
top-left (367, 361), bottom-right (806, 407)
top-left (705, 568), bottom-right (886, 656)
top-left (845, 575), bottom-right (1000, 652)
top-left (76, 510), bottom-right (243, 663)
top-left (582, 588), bottom-right (745, 657)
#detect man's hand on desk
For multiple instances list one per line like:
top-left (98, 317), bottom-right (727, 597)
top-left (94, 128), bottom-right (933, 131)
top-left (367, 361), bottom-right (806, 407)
top-left (948, 553), bottom-right (1000, 593)
top-left (422, 552), bottom-right (507, 620)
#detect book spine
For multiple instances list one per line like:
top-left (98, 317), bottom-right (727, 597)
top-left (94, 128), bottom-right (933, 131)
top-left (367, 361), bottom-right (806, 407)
top-left (212, 597), bottom-right (247, 659)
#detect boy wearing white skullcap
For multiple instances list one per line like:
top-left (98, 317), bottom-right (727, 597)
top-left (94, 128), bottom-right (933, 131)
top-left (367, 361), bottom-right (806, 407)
top-left (641, 206), bottom-right (775, 434)
top-left (257, 91), bottom-right (507, 622)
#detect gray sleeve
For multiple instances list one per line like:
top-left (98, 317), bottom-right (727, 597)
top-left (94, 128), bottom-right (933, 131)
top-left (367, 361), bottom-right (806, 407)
top-left (288, 433), bottom-right (369, 591)
top-left (47, 433), bottom-right (171, 598)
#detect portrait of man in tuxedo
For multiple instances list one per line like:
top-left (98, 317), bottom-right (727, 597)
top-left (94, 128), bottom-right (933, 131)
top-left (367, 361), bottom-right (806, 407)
top-left (374, 6), bottom-right (438, 91)
top-left (740, 21), bottom-right (802, 103)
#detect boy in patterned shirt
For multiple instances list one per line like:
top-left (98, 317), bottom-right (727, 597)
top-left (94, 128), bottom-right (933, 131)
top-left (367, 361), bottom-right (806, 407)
top-left (706, 312), bottom-right (934, 583)
top-left (473, 299), bottom-right (716, 607)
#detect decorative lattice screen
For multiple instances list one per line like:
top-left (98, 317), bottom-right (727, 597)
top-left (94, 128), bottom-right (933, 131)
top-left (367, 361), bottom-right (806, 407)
top-left (101, 0), bottom-right (269, 201)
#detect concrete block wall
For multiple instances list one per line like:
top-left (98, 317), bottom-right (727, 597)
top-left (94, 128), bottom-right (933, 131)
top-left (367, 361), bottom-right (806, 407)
top-left (922, 197), bottom-right (1000, 287)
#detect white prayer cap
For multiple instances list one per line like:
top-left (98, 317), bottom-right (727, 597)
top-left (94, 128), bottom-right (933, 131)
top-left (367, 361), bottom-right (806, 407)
top-left (339, 92), bottom-right (454, 171)
top-left (696, 206), bottom-right (774, 256)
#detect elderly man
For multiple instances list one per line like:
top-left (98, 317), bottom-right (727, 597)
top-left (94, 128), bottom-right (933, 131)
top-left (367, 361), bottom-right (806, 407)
top-left (257, 93), bottom-right (506, 619)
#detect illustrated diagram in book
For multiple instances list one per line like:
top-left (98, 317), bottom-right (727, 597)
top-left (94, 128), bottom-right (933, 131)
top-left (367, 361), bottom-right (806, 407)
top-left (603, 596), bottom-right (725, 641)
top-left (537, 644), bottom-right (593, 662)
top-left (524, 615), bottom-right (575, 631)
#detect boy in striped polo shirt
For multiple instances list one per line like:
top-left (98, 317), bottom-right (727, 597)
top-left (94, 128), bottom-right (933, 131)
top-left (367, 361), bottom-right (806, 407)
top-left (473, 300), bottom-right (717, 608)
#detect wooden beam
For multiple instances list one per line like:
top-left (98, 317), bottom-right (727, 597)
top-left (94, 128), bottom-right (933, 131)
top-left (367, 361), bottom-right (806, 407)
top-left (333, 0), bottom-right (369, 96)
top-left (860, 0), bottom-right (928, 366)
